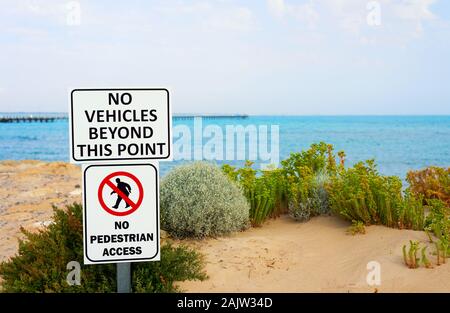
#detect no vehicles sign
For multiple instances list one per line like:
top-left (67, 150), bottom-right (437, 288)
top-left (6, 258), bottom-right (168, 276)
top-left (70, 88), bottom-right (171, 163)
top-left (82, 163), bottom-right (160, 264)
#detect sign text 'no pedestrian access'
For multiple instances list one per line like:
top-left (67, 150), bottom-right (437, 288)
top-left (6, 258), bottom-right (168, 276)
top-left (70, 88), bottom-right (172, 162)
top-left (83, 163), bottom-right (160, 264)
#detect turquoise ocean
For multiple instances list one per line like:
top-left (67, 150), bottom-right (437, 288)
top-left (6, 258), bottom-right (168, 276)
top-left (1, 115), bottom-right (449, 179)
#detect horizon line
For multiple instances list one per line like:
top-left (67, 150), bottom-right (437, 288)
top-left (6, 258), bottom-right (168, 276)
top-left (1, 112), bottom-right (450, 117)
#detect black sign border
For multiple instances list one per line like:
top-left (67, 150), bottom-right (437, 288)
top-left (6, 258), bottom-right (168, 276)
top-left (83, 163), bottom-right (160, 263)
top-left (71, 88), bottom-right (171, 162)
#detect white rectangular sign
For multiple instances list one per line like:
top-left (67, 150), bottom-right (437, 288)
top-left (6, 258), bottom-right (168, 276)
top-left (70, 88), bottom-right (171, 163)
top-left (82, 163), bottom-right (160, 264)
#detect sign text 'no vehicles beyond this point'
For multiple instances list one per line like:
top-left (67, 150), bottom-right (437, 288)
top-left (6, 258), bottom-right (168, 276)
top-left (70, 88), bottom-right (171, 163)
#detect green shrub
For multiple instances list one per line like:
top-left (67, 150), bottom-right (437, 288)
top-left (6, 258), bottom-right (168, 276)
top-left (310, 170), bottom-right (331, 215)
top-left (262, 166), bottom-right (290, 218)
top-left (328, 159), bottom-right (428, 230)
top-left (223, 143), bottom-right (339, 224)
top-left (398, 191), bottom-right (424, 230)
top-left (402, 241), bottom-right (435, 269)
top-left (281, 142), bottom-right (337, 176)
top-left (327, 159), bottom-right (425, 229)
top-left (0, 203), bottom-right (206, 292)
top-left (222, 161), bottom-right (289, 227)
top-left (407, 167), bottom-right (450, 207)
top-left (402, 240), bottom-right (420, 269)
top-left (223, 143), bottom-right (337, 224)
top-left (224, 143), bottom-right (444, 234)
top-left (287, 175), bottom-right (331, 221)
top-left (421, 246), bottom-right (433, 268)
top-left (282, 143), bottom-right (336, 222)
top-left (346, 220), bottom-right (366, 236)
top-left (161, 162), bottom-right (250, 238)
top-left (132, 244), bottom-right (206, 292)
top-left (286, 167), bottom-right (314, 221)
top-left (425, 199), bottom-right (450, 262)
top-left (425, 199), bottom-right (449, 239)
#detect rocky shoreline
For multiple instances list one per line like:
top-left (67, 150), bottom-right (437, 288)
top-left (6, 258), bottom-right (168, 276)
top-left (0, 160), bottom-right (82, 261)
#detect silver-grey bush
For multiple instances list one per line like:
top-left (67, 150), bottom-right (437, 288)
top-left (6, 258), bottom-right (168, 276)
top-left (160, 162), bottom-right (250, 238)
top-left (288, 170), bottom-right (331, 222)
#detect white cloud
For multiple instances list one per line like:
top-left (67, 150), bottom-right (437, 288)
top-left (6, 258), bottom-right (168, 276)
top-left (0, 0), bottom-right (78, 40)
top-left (391, 0), bottom-right (436, 37)
top-left (267, 0), bottom-right (286, 18)
top-left (1, 0), bottom-right (448, 114)
top-left (267, 0), bottom-right (319, 29)
top-left (322, 0), bottom-right (365, 35)
top-left (203, 7), bottom-right (257, 32)
top-left (392, 0), bottom-right (436, 21)
top-left (12, 0), bottom-right (67, 20)
top-left (5, 27), bottom-right (49, 40)
top-left (290, 3), bottom-right (320, 29)
top-left (267, 0), bottom-right (440, 43)
top-left (86, 1), bottom-right (257, 35)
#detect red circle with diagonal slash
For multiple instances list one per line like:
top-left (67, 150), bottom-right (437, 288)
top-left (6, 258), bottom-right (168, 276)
top-left (98, 171), bottom-right (144, 216)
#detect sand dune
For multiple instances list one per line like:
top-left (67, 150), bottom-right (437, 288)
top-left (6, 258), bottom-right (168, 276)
top-left (1, 161), bottom-right (449, 292)
top-left (178, 216), bottom-right (450, 293)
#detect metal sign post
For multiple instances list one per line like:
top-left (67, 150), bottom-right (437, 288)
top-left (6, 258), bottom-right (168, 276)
top-left (117, 263), bottom-right (131, 293)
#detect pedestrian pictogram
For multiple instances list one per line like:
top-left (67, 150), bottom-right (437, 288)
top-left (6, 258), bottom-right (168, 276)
top-left (111, 178), bottom-right (131, 209)
top-left (83, 163), bottom-right (159, 264)
top-left (98, 171), bottom-right (144, 217)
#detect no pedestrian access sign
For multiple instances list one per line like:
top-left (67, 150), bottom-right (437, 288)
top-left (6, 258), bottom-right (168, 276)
top-left (82, 163), bottom-right (160, 264)
top-left (70, 88), bottom-right (172, 163)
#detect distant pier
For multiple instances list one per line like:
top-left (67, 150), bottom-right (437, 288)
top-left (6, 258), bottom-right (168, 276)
top-left (0, 113), bottom-right (249, 123)
top-left (173, 114), bottom-right (249, 120)
top-left (0, 114), bottom-right (68, 123)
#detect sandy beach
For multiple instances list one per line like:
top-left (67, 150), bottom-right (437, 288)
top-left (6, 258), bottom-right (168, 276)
top-left (0, 160), bottom-right (81, 261)
top-left (1, 161), bottom-right (449, 292)
top-left (178, 216), bottom-right (450, 292)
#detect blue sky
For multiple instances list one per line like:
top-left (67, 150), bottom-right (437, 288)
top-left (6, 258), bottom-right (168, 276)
top-left (0, 0), bottom-right (449, 114)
